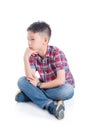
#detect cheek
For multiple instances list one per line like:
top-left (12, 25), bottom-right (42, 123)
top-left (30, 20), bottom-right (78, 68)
top-left (34, 40), bottom-right (42, 48)
top-left (32, 43), bottom-right (39, 49)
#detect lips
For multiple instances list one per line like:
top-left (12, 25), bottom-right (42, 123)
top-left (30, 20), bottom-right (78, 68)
top-left (29, 47), bottom-right (33, 49)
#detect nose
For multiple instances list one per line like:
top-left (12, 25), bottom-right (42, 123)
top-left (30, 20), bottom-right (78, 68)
top-left (28, 41), bottom-right (32, 46)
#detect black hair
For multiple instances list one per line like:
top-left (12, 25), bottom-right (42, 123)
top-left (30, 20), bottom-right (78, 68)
top-left (27, 21), bottom-right (51, 39)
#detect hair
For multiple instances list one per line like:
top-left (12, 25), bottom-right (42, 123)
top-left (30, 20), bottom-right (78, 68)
top-left (27, 21), bottom-right (51, 39)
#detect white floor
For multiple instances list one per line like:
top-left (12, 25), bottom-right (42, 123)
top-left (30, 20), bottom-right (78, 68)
top-left (0, 78), bottom-right (87, 130)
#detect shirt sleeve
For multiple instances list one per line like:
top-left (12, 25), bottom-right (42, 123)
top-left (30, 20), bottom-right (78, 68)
top-left (54, 48), bottom-right (68, 71)
top-left (29, 55), bottom-right (36, 70)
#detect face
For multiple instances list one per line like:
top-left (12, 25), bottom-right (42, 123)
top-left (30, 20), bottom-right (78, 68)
top-left (27, 31), bottom-right (46, 51)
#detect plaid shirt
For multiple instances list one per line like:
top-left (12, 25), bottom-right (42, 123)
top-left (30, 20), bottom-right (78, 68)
top-left (29, 46), bottom-right (75, 87)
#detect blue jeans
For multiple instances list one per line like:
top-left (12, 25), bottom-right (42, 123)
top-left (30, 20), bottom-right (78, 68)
top-left (17, 76), bottom-right (74, 108)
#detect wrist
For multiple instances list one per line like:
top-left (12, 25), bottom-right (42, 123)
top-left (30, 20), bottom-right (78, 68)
top-left (37, 81), bottom-right (42, 88)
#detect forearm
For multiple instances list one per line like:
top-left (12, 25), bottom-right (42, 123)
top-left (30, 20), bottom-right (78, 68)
top-left (24, 47), bottom-right (38, 78)
top-left (24, 56), bottom-right (34, 78)
top-left (40, 78), bottom-right (65, 89)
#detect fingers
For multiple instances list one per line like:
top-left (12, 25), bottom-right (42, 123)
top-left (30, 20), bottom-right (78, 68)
top-left (26, 74), bottom-right (36, 81)
top-left (27, 77), bottom-right (34, 80)
top-left (31, 74), bottom-right (35, 77)
top-left (26, 75), bottom-right (39, 86)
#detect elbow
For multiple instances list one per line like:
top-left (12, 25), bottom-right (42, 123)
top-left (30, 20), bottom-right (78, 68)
top-left (61, 80), bottom-right (65, 85)
top-left (59, 78), bottom-right (65, 85)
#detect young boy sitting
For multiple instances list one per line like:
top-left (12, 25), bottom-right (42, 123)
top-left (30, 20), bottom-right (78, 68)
top-left (15, 21), bottom-right (75, 119)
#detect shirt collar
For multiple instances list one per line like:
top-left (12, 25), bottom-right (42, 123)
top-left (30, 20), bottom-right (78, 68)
top-left (36, 45), bottom-right (50, 59)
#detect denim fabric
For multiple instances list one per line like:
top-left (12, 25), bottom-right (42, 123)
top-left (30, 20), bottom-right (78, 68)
top-left (15, 91), bottom-right (32, 102)
top-left (17, 76), bottom-right (74, 108)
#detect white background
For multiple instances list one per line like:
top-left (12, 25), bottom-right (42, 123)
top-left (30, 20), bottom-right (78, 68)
top-left (0, 0), bottom-right (87, 129)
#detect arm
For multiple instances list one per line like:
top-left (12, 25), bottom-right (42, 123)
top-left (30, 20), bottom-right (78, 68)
top-left (40, 69), bottom-right (65, 89)
top-left (24, 48), bottom-right (36, 79)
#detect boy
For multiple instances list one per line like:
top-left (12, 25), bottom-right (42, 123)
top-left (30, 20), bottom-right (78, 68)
top-left (15, 21), bottom-right (75, 119)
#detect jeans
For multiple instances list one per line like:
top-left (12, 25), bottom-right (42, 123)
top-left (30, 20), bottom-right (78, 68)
top-left (17, 76), bottom-right (74, 108)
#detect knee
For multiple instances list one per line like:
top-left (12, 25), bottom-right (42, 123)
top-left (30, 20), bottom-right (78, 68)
top-left (70, 87), bottom-right (74, 98)
top-left (67, 85), bottom-right (74, 100)
top-left (17, 76), bottom-right (27, 89)
top-left (61, 83), bottom-right (74, 100)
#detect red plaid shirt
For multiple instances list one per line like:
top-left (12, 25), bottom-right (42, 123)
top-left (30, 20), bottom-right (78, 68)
top-left (29, 46), bottom-right (75, 86)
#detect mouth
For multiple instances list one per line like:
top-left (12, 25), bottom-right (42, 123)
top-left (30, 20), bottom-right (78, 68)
top-left (29, 47), bottom-right (33, 49)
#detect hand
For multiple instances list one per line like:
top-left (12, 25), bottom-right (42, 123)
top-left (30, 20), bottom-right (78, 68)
top-left (24, 47), bottom-right (38, 58)
top-left (26, 73), bottom-right (36, 80)
top-left (27, 75), bottom-right (39, 87)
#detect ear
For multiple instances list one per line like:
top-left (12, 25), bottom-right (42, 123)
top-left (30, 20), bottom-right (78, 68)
top-left (44, 36), bottom-right (49, 44)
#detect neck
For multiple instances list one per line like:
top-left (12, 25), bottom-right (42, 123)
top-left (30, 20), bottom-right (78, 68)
top-left (38, 45), bottom-right (48, 58)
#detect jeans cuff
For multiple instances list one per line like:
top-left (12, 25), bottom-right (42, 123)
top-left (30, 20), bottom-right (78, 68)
top-left (44, 101), bottom-right (53, 109)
